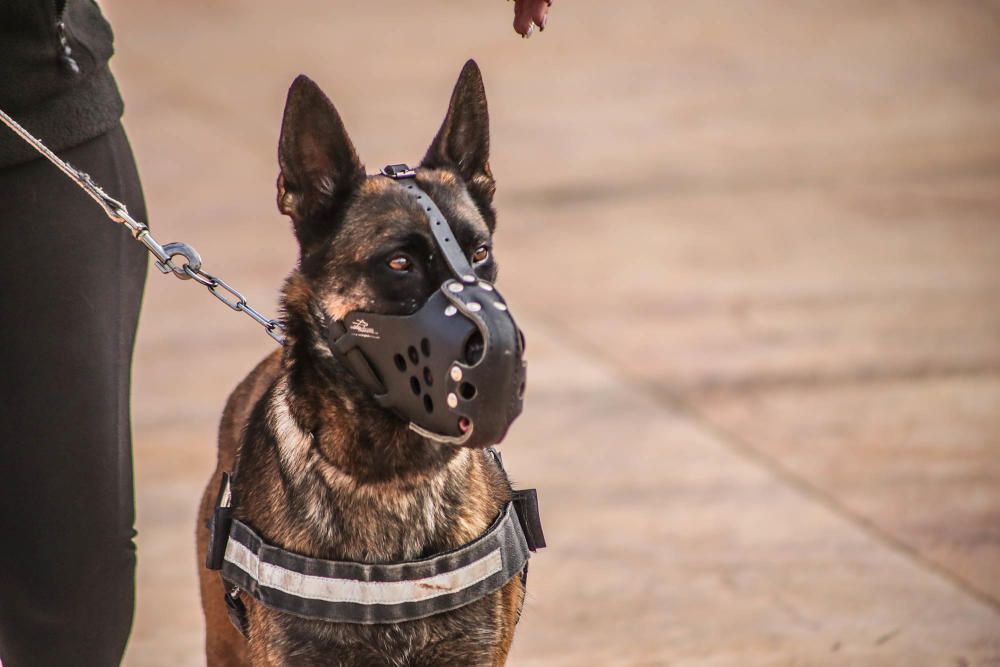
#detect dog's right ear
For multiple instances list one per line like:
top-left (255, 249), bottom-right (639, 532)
top-left (277, 75), bottom-right (365, 243)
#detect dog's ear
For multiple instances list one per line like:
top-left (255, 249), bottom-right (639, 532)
top-left (422, 60), bottom-right (496, 227)
top-left (277, 75), bottom-right (365, 242)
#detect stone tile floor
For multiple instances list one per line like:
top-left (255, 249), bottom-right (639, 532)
top-left (98, 1), bottom-right (1000, 664)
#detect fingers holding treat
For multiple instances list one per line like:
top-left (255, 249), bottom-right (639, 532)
top-left (513, 0), bottom-right (552, 38)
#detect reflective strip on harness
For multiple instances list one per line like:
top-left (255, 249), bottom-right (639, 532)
top-left (220, 501), bottom-right (531, 624)
top-left (225, 541), bottom-right (502, 605)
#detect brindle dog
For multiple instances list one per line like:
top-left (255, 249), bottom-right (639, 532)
top-left (195, 61), bottom-right (526, 666)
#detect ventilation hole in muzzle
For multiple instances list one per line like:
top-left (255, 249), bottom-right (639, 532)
top-left (420, 338), bottom-right (431, 357)
top-left (410, 377), bottom-right (421, 396)
top-left (464, 331), bottom-right (485, 365)
top-left (423, 395), bottom-right (434, 413)
top-left (394, 354), bottom-right (406, 372)
top-left (459, 382), bottom-right (477, 400)
top-left (518, 380), bottom-right (526, 400)
top-left (423, 367), bottom-right (433, 386)
top-left (408, 346), bottom-right (419, 364)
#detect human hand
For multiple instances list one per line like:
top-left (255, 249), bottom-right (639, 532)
top-left (512, 0), bottom-right (552, 38)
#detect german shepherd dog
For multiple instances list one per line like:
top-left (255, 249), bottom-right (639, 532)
top-left (196, 61), bottom-right (526, 666)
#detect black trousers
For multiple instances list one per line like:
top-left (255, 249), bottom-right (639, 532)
top-left (0, 124), bottom-right (147, 666)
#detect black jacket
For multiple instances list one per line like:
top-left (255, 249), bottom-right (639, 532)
top-left (0, 0), bottom-right (123, 168)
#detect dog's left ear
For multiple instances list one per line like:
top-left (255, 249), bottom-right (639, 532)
top-left (422, 60), bottom-right (496, 228)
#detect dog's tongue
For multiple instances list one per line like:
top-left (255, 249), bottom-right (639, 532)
top-left (458, 417), bottom-right (471, 434)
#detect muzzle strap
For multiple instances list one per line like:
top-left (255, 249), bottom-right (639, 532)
top-left (382, 165), bottom-right (478, 283)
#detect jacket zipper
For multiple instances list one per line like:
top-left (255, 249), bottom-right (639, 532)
top-left (54, 0), bottom-right (80, 75)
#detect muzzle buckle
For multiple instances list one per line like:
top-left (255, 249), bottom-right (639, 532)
top-left (381, 164), bottom-right (416, 179)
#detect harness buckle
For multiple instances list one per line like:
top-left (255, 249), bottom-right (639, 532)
top-left (512, 488), bottom-right (546, 552)
top-left (206, 472), bottom-right (233, 570)
top-left (488, 448), bottom-right (545, 552)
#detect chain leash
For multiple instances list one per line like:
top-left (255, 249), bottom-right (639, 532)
top-left (1, 108), bottom-right (285, 345)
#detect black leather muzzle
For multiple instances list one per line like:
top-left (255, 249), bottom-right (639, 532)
top-left (325, 166), bottom-right (526, 447)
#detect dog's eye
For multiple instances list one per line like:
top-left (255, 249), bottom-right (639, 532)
top-left (387, 255), bottom-right (412, 272)
top-left (472, 246), bottom-right (490, 264)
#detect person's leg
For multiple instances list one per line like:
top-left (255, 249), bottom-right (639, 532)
top-left (0, 124), bottom-right (147, 667)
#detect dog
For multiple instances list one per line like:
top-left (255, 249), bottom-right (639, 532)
top-left (196, 60), bottom-right (532, 666)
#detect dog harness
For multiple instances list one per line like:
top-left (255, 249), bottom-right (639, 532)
top-left (206, 449), bottom-right (544, 635)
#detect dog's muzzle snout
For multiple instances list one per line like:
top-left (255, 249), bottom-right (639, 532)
top-left (324, 166), bottom-right (526, 448)
top-left (328, 278), bottom-right (526, 448)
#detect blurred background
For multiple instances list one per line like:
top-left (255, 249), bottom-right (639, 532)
top-left (99, 1), bottom-right (1000, 665)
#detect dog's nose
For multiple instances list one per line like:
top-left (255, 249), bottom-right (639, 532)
top-left (464, 331), bottom-right (485, 365)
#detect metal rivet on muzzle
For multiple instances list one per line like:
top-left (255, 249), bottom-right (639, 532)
top-left (462, 274), bottom-right (476, 283)
top-left (447, 393), bottom-right (458, 408)
top-left (467, 302), bottom-right (482, 312)
top-left (478, 282), bottom-right (494, 292)
top-left (448, 283), bottom-right (464, 293)
top-left (450, 366), bottom-right (463, 382)
top-left (493, 302), bottom-right (508, 311)
top-left (444, 305), bottom-right (457, 317)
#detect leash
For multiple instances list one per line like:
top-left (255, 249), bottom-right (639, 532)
top-left (0, 108), bottom-right (285, 345)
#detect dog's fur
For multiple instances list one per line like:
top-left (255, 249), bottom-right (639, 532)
top-left (195, 61), bottom-right (526, 666)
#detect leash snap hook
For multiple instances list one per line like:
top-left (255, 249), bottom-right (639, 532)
top-left (155, 242), bottom-right (203, 280)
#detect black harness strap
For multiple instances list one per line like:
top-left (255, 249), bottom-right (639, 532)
top-left (489, 448), bottom-right (546, 551)
top-left (223, 585), bottom-right (250, 639)
top-left (205, 472), bottom-right (251, 638)
top-left (206, 471), bottom-right (233, 571)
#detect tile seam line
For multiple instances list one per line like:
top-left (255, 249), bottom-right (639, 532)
top-left (523, 310), bottom-right (1000, 616)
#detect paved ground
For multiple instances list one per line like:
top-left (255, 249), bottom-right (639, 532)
top-left (99, 1), bottom-right (1000, 665)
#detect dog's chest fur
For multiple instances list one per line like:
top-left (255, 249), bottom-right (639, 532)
top-left (231, 377), bottom-right (519, 665)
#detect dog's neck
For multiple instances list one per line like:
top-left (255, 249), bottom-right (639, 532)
top-left (262, 372), bottom-right (487, 561)
top-left (277, 276), bottom-right (461, 484)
